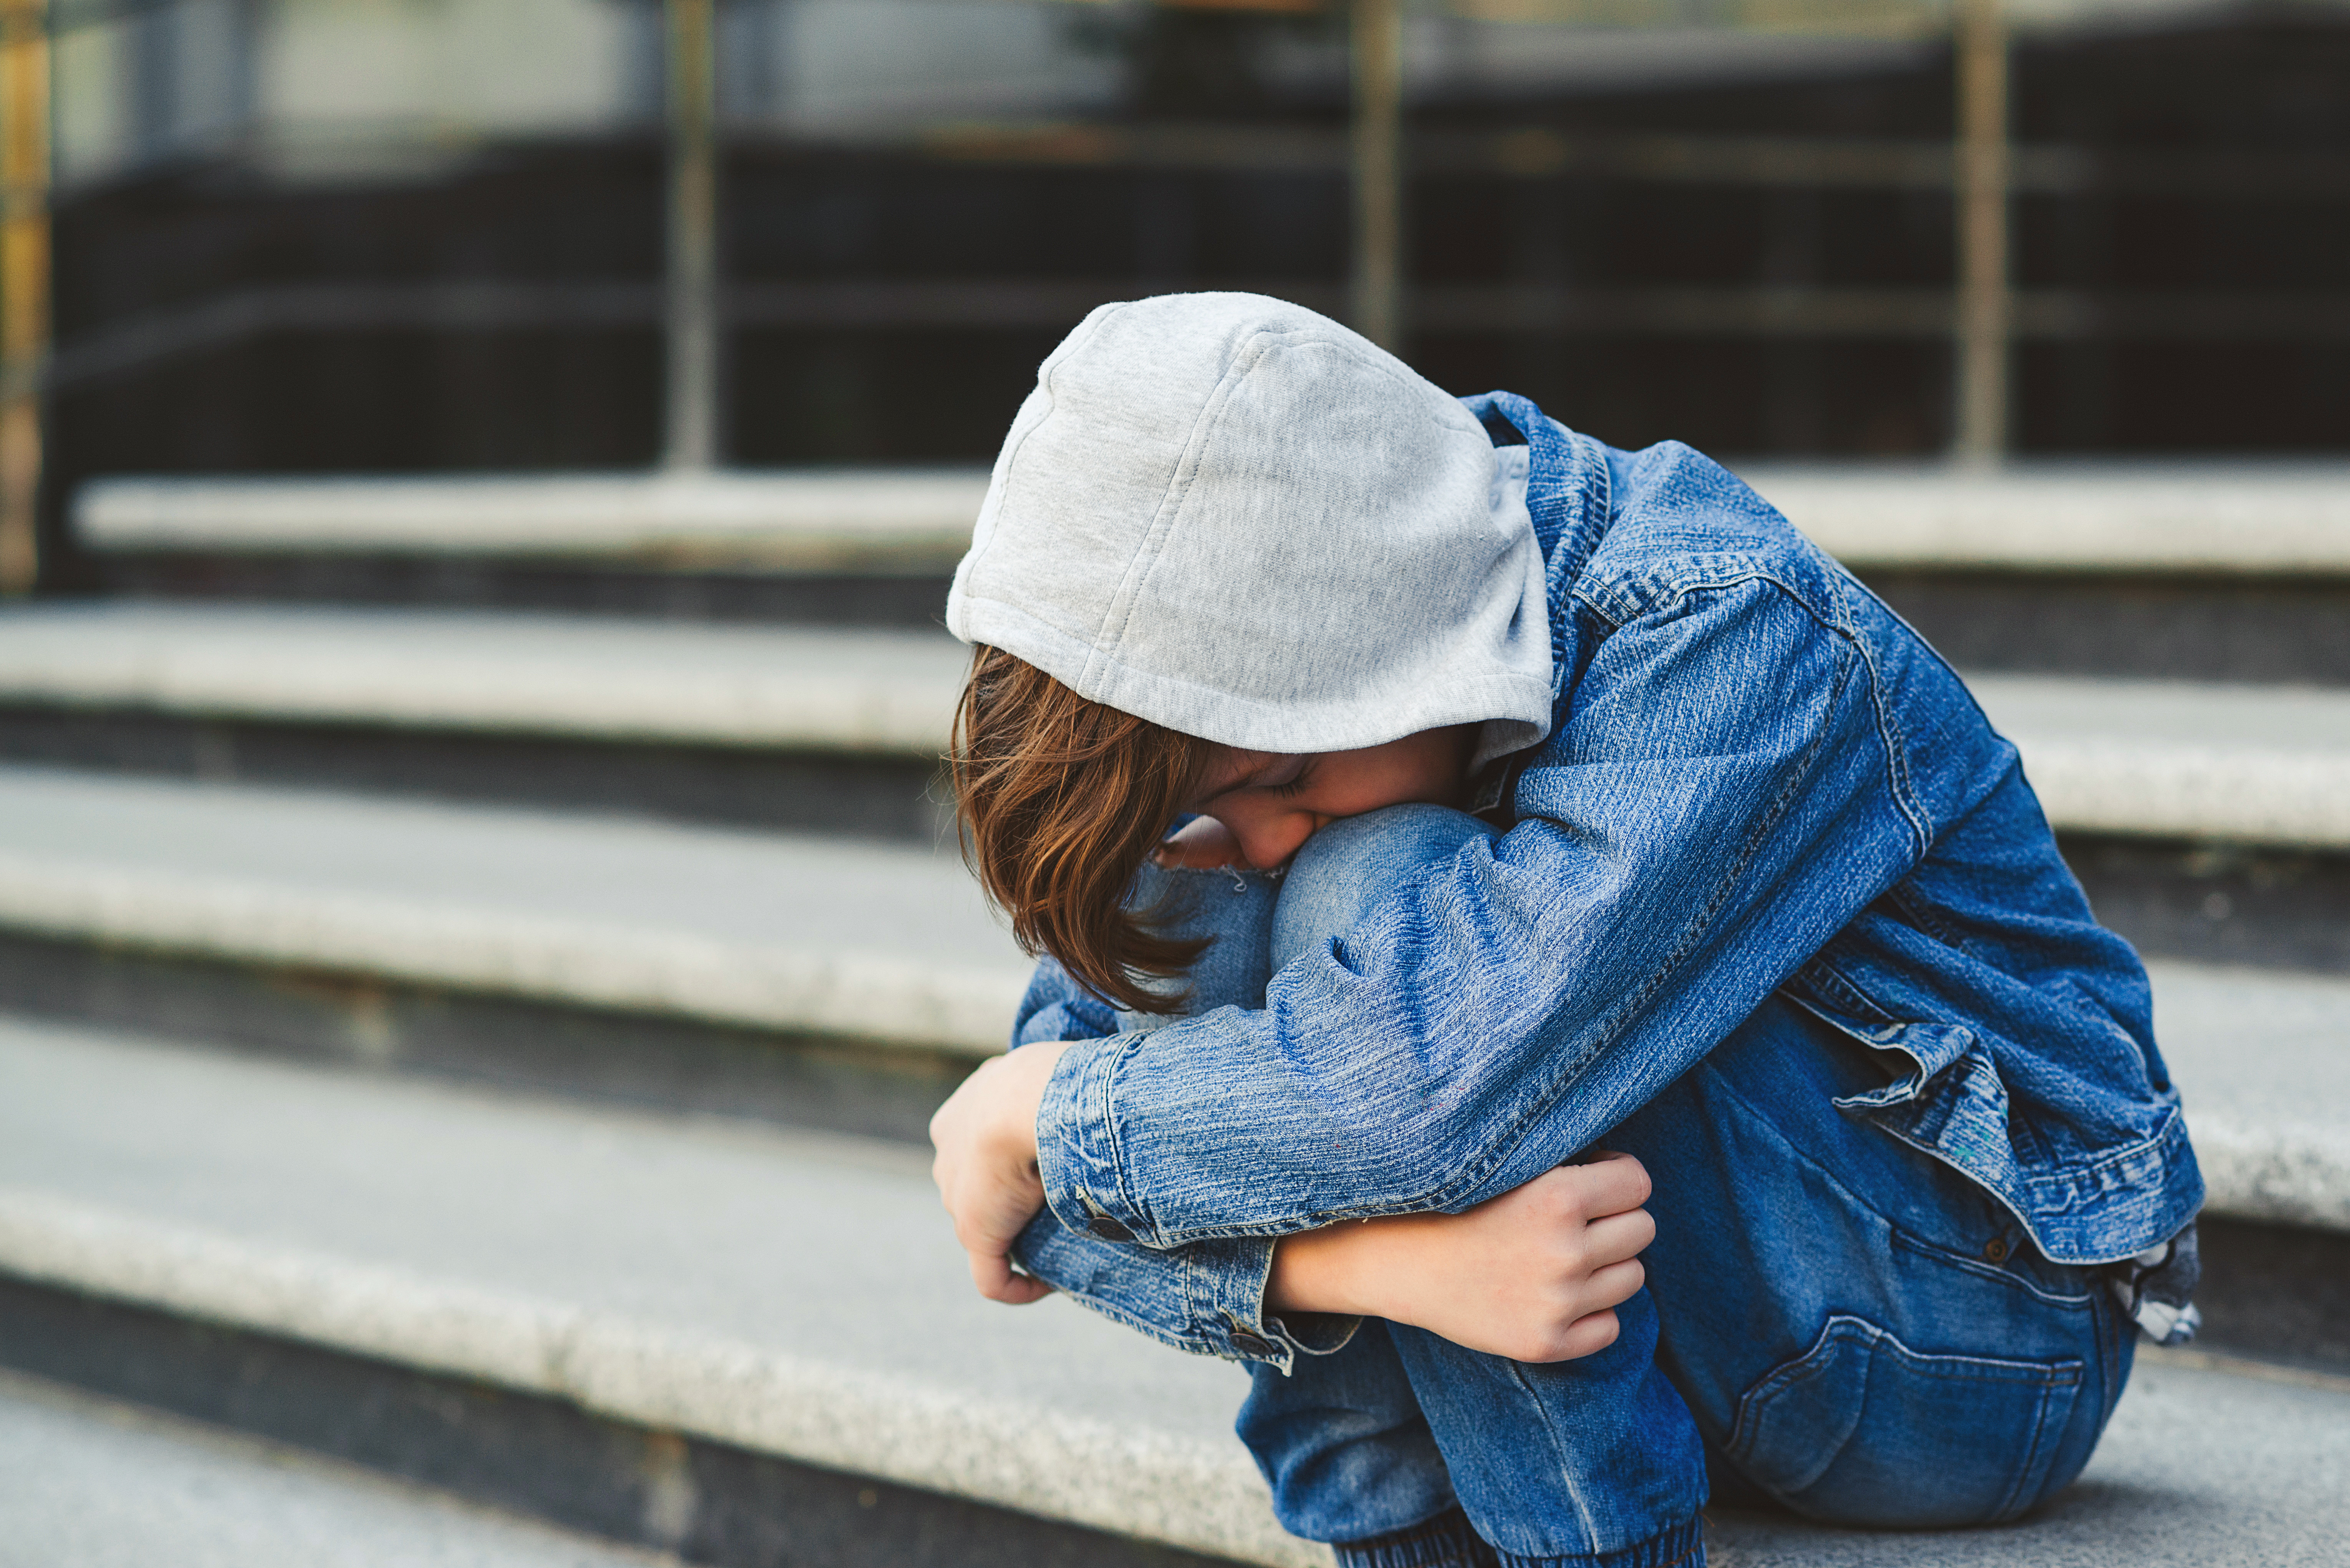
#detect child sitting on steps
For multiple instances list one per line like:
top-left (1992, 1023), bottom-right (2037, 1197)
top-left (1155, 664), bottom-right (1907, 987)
top-left (928, 291), bottom-right (2201, 1568)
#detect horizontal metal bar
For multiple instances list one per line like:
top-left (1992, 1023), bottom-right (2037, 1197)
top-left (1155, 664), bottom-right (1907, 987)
top-left (729, 278), bottom-right (1349, 328)
top-left (36, 281), bottom-right (658, 394)
top-left (1411, 283), bottom-right (1955, 335)
top-left (35, 0), bottom-right (1954, 39)
top-left (852, 121), bottom-right (2350, 200)
top-left (40, 120), bottom-right (2350, 202)
top-left (28, 277), bottom-right (2350, 397)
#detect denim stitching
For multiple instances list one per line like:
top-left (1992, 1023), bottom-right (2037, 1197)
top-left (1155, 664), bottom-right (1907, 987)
top-left (1503, 1357), bottom-right (1605, 1553)
top-left (1836, 570), bottom-right (1934, 859)
top-left (1240, 608), bottom-right (1869, 1230)
top-left (1887, 1227), bottom-right (2097, 1308)
top-left (1429, 620), bottom-right (1865, 1212)
top-left (1989, 1374), bottom-right (2062, 1522)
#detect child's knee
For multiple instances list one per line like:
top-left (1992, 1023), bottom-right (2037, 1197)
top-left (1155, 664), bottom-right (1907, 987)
top-left (1273, 805), bottom-right (1497, 968)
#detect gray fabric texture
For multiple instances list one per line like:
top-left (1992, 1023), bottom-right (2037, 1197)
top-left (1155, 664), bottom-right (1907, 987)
top-left (945, 293), bottom-right (1551, 760)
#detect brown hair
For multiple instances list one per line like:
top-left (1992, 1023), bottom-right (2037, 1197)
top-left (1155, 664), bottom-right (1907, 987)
top-left (951, 644), bottom-right (1221, 1013)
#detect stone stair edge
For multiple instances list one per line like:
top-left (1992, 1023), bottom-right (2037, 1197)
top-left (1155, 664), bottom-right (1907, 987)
top-left (0, 799), bottom-right (2337, 1230)
top-left (74, 471), bottom-right (994, 571)
top-left (0, 1184), bottom-right (1322, 1568)
top-left (2183, 1107), bottom-right (2350, 1235)
top-left (0, 604), bottom-right (970, 756)
top-left (2, 609), bottom-right (2347, 848)
top-left (72, 465), bottom-right (2350, 575)
top-left (0, 847), bottom-right (1022, 1060)
top-left (0, 1040), bottom-right (2339, 1568)
top-left (0, 1365), bottom-right (685, 1568)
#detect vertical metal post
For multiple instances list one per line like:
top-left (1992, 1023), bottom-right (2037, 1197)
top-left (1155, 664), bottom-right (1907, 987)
top-left (1350, 0), bottom-right (1403, 353)
top-left (664, 0), bottom-right (719, 472)
top-left (0, 0), bottom-right (47, 593)
top-left (1951, 0), bottom-right (2010, 465)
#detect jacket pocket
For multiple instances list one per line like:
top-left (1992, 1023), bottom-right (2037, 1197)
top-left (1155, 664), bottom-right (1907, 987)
top-left (1726, 1315), bottom-right (2083, 1528)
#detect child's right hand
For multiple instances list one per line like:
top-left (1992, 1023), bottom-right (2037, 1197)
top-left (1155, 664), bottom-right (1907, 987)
top-left (1264, 1151), bottom-right (1656, 1363)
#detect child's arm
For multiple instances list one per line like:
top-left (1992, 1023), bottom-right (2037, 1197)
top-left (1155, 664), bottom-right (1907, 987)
top-left (1024, 576), bottom-right (1908, 1254)
top-left (1264, 1152), bottom-right (1653, 1363)
top-left (933, 1044), bottom-right (1652, 1361)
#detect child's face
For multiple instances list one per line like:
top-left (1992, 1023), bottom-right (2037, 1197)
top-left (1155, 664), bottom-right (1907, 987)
top-left (1159, 724), bottom-right (1480, 872)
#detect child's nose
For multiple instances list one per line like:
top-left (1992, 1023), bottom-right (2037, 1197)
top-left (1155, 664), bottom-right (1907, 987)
top-left (1236, 811), bottom-right (1325, 871)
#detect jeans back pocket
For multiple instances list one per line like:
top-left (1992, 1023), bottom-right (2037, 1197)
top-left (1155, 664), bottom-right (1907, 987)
top-left (1726, 1314), bottom-right (2083, 1527)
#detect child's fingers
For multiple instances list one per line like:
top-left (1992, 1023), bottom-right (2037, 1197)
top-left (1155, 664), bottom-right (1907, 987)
top-left (1579, 1255), bottom-right (1647, 1315)
top-left (1523, 1307), bottom-right (1623, 1364)
top-left (1560, 1150), bottom-right (1652, 1217)
top-left (1579, 1206), bottom-right (1657, 1267)
top-left (968, 1248), bottom-right (1054, 1304)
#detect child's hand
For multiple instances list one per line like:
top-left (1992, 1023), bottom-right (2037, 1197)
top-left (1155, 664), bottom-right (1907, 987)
top-left (930, 1040), bottom-right (1076, 1305)
top-left (1266, 1152), bottom-right (1656, 1363)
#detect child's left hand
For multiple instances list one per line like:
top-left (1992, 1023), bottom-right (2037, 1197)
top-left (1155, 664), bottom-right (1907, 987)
top-left (930, 1039), bottom-right (1076, 1305)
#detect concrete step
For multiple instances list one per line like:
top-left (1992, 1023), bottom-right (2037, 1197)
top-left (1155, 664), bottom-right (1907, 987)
top-left (1733, 461), bottom-right (2350, 687)
top-left (0, 762), bottom-right (2337, 1240)
top-left (1966, 673), bottom-right (2350, 852)
top-left (3, 604), bottom-right (2346, 848)
top-left (0, 763), bottom-right (1023, 1141)
top-left (1, 1017), bottom-right (2345, 1568)
top-left (0, 603), bottom-right (966, 839)
top-left (81, 465), bottom-right (2350, 581)
top-left (73, 464), bottom-right (2350, 682)
top-left (0, 1367), bottom-right (678, 1568)
top-left (0, 761), bottom-right (2338, 1368)
top-left (1737, 462), bottom-right (2350, 577)
top-left (0, 603), bottom-right (2344, 967)
top-left (76, 470), bottom-right (993, 570)
top-left (76, 469), bottom-right (989, 629)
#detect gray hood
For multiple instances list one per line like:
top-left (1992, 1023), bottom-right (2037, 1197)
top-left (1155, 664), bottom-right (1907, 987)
top-left (946, 293), bottom-right (1552, 761)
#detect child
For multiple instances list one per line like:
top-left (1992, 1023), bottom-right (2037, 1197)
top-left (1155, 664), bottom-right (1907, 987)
top-left (928, 293), bottom-right (2200, 1568)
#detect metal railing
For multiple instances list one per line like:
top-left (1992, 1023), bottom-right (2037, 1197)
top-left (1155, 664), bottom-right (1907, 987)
top-left (0, 0), bottom-right (43, 593)
top-left (10, 0), bottom-right (2348, 589)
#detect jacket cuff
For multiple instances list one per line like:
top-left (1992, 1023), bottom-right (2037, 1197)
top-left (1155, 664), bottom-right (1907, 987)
top-left (1036, 1029), bottom-right (1155, 1244)
top-left (1012, 1207), bottom-right (1357, 1371)
top-left (1182, 1235), bottom-right (1362, 1369)
top-left (1029, 1037), bottom-right (1359, 1370)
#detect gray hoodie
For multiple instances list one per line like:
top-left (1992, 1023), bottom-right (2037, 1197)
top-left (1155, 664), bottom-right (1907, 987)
top-left (945, 293), bottom-right (1552, 763)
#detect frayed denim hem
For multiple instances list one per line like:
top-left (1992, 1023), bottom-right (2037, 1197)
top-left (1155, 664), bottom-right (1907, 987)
top-left (1334, 1507), bottom-right (1499, 1568)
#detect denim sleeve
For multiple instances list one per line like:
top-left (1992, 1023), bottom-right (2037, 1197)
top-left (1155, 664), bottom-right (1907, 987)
top-left (1006, 957), bottom-right (1354, 1364)
top-left (1035, 573), bottom-right (1924, 1248)
top-left (1010, 954), bottom-right (1121, 1048)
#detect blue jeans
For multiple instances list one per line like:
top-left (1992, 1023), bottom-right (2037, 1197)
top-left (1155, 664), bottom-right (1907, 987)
top-left (1125, 806), bottom-right (2134, 1568)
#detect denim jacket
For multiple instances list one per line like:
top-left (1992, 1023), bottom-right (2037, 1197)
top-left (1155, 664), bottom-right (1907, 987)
top-left (1009, 391), bottom-right (2202, 1369)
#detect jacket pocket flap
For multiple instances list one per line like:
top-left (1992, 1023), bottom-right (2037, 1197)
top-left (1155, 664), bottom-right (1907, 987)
top-left (1787, 978), bottom-right (1975, 1110)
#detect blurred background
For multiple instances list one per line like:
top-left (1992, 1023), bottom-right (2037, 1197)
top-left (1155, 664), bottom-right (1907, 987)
top-left (0, 3), bottom-right (2346, 1566)
top-left (18, 0), bottom-right (2350, 519)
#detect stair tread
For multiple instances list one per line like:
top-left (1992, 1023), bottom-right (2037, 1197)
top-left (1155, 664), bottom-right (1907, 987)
top-left (0, 762), bottom-right (2339, 1223)
top-left (75, 469), bottom-right (993, 566)
top-left (1, 1017), bottom-right (2344, 1567)
top-left (74, 464), bottom-right (2350, 575)
top-left (1736, 459), bottom-right (2350, 572)
top-left (0, 601), bottom-right (968, 752)
top-left (0, 764), bottom-right (1028, 1055)
top-left (4, 602), bottom-right (2347, 844)
top-left (0, 1017), bottom-right (1299, 1564)
top-left (0, 1367), bottom-right (673, 1568)
top-left (2132, 963), bottom-right (2350, 1232)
